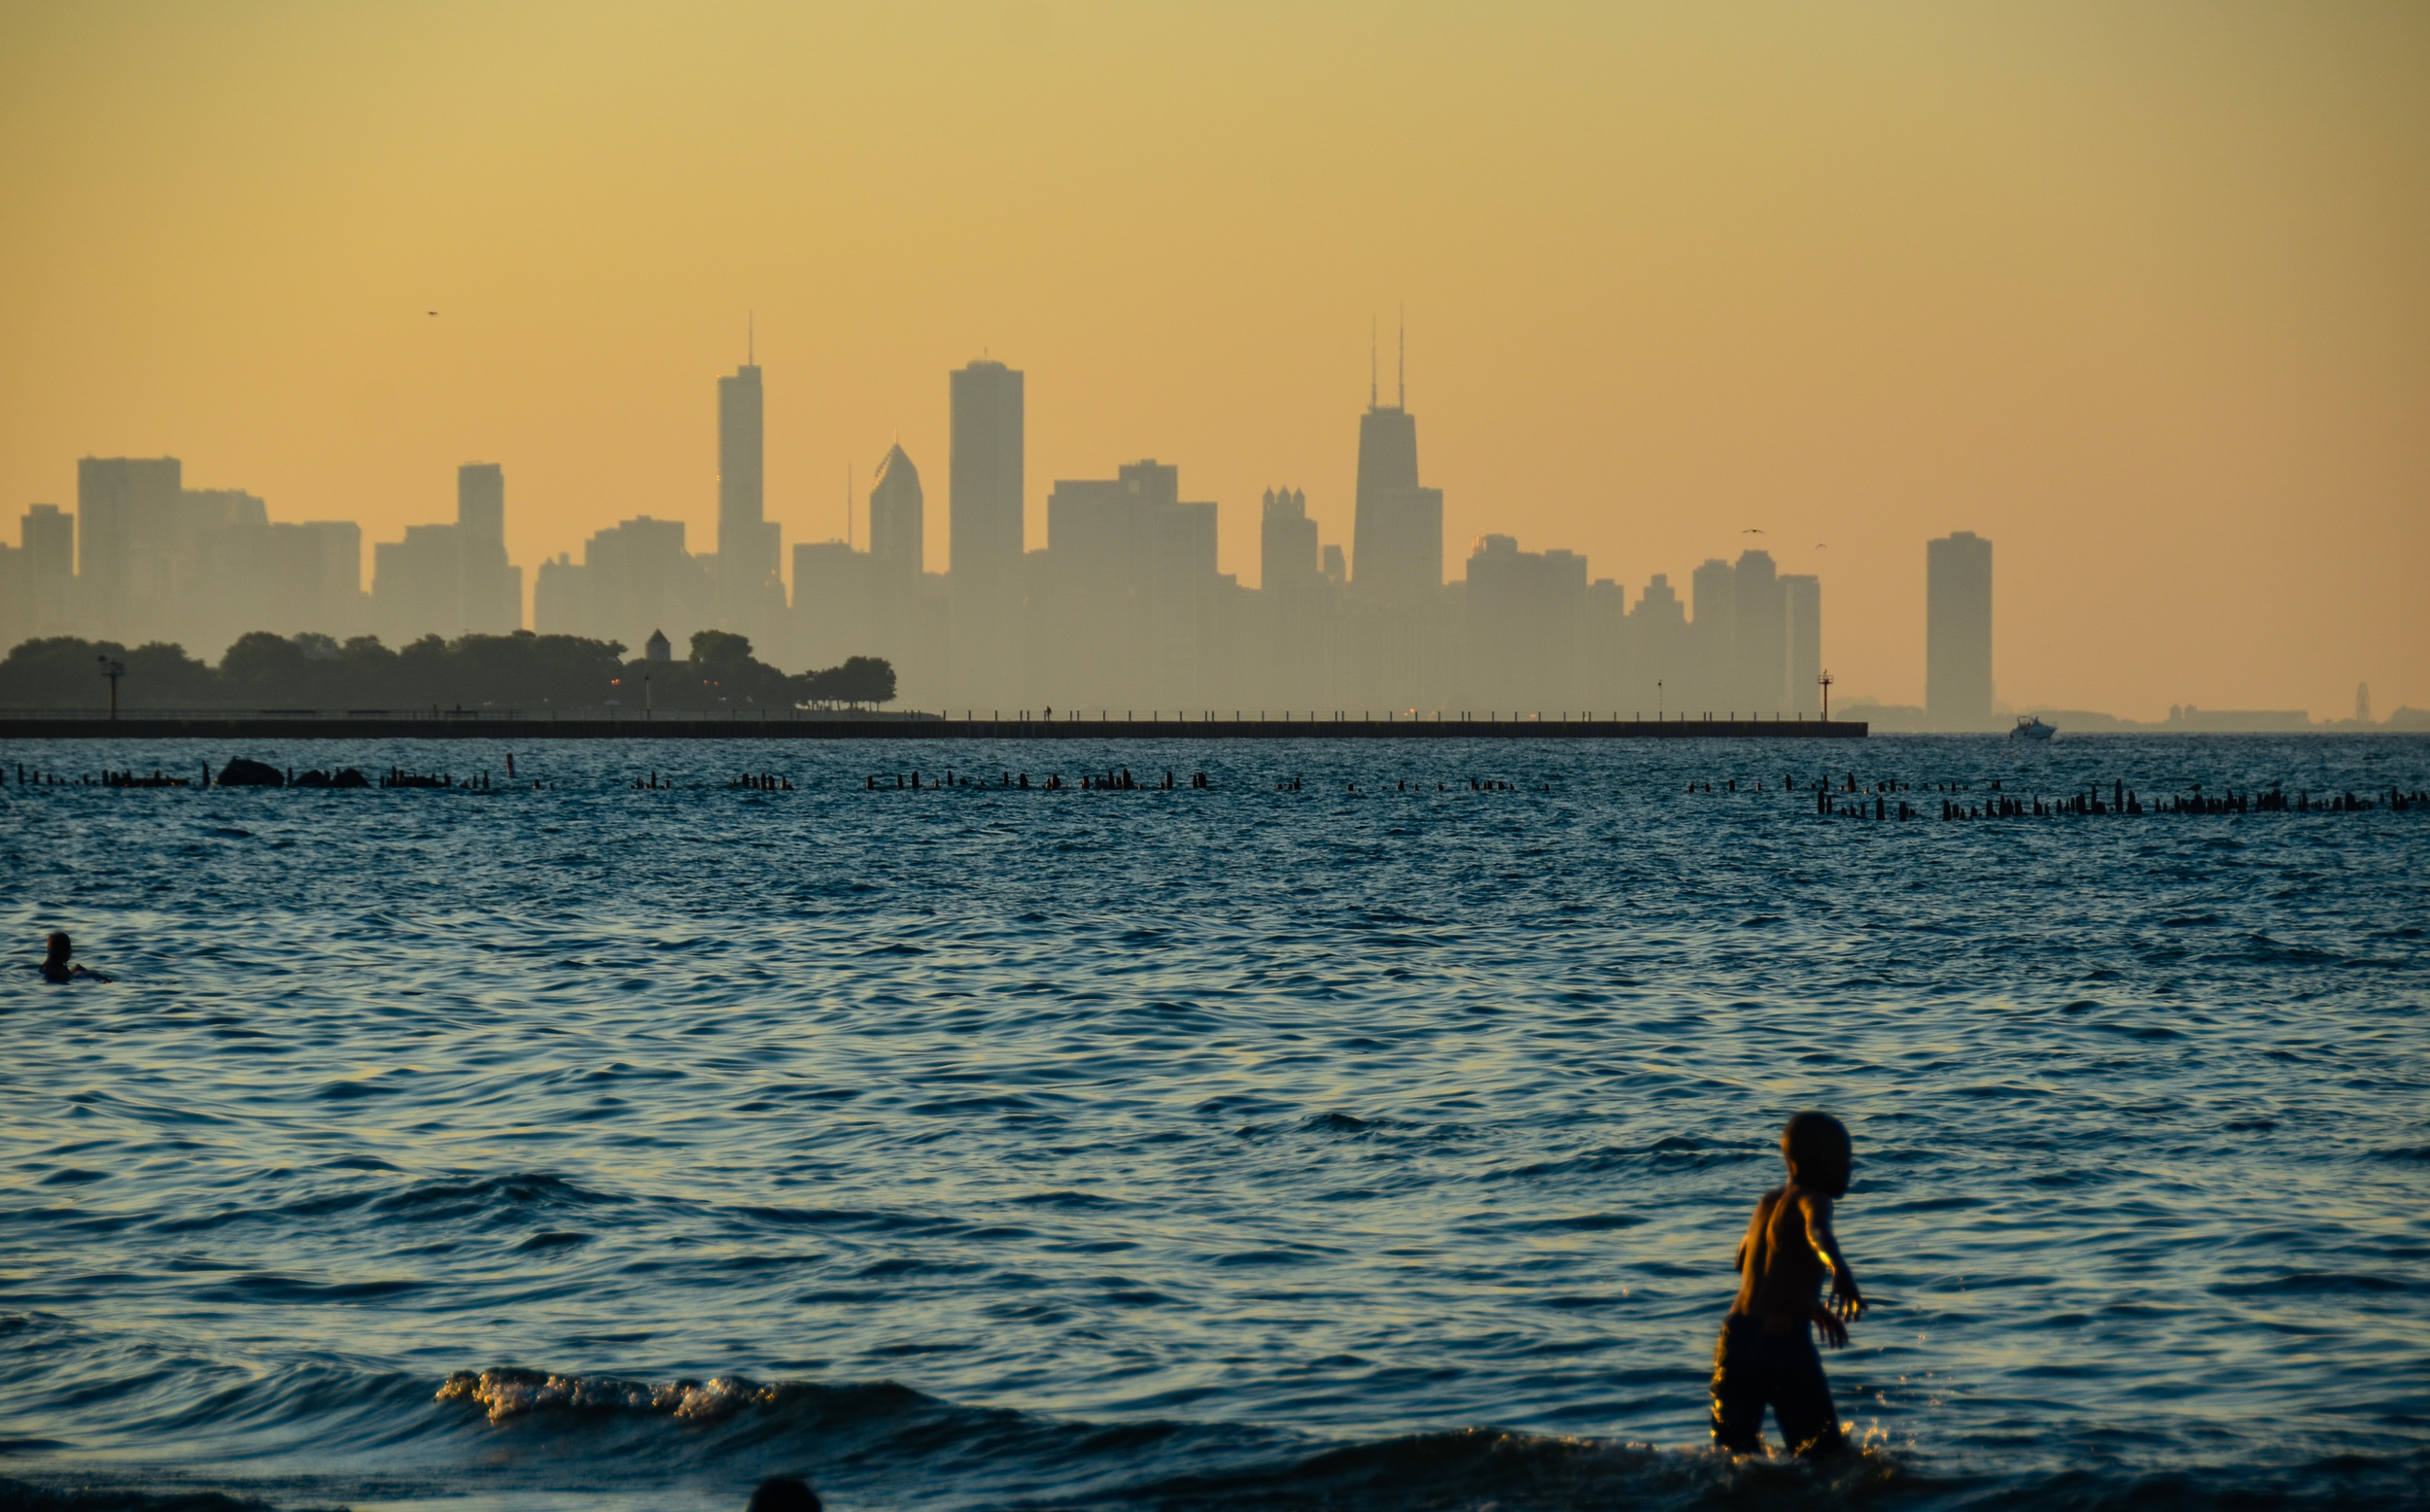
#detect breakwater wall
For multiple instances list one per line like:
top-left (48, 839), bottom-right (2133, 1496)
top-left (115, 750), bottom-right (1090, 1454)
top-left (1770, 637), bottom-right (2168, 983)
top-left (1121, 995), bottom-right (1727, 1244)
top-left (0, 714), bottom-right (1869, 741)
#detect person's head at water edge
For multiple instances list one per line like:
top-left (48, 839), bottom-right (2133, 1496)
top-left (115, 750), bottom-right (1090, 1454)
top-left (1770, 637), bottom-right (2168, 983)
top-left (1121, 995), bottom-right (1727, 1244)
top-left (39, 931), bottom-right (111, 984)
top-left (1783, 1110), bottom-right (1853, 1197)
top-left (747, 1476), bottom-right (819, 1512)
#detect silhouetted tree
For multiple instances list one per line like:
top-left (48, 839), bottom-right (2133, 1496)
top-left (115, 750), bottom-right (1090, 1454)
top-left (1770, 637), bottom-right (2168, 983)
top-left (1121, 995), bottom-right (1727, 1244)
top-left (797, 655), bottom-right (895, 707)
top-left (0, 630), bottom-right (889, 712)
top-left (0, 637), bottom-right (216, 707)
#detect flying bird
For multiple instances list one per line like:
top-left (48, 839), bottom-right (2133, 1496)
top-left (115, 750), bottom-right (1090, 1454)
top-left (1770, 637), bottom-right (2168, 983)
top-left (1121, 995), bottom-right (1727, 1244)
top-left (1742, 528), bottom-right (1765, 534)
top-left (427, 310), bottom-right (438, 317)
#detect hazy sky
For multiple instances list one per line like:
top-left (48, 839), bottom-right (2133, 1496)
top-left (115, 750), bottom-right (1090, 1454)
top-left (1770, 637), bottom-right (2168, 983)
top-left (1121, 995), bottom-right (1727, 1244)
top-left (3, 2), bottom-right (2423, 716)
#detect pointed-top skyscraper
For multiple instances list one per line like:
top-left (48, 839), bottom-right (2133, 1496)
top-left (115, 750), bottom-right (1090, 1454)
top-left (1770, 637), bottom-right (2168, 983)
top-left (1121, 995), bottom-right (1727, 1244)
top-left (869, 442), bottom-right (923, 583)
top-left (1350, 319), bottom-right (1441, 605)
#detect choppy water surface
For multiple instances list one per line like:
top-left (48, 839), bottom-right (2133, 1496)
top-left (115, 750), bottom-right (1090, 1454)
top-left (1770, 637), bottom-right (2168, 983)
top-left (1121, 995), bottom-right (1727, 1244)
top-left (2, 734), bottom-right (2425, 1512)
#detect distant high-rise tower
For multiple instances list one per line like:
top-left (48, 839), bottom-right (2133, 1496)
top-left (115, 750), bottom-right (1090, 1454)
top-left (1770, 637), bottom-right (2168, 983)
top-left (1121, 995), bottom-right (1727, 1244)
top-left (950, 361), bottom-right (1024, 586)
top-left (950, 359), bottom-right (1024, 701)
top-left (1927, 531), bottom-right (1994, 730)
top-left (869, 443), bottom-right (923, 583)
top-left (1261, 488), bottom-right (1317, 591)
top-left (456, 464), bottom-right (520, 633)
top-left (1351, 324), bottom-right (1442, 605)
top-left (1782, 574), bottom-right (1821, 718)
top-left (717, 355), bottom-right (779, 618)
top-left (76, 457), bottom-right (184, 635)
top-left (1731, 549), bottom-right (1784, 715)
top-left (1688, 557), bottom-right (1734, 709)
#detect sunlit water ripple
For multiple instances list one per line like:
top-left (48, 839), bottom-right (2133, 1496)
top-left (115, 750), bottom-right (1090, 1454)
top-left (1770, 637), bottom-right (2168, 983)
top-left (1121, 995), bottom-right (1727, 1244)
top-left (2, 734), bottom-right (2425, 1511)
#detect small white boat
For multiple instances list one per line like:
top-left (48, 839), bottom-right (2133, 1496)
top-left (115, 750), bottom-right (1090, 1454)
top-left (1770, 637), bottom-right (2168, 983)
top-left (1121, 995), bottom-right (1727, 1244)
top-left (2012, 715), bottom-right (2057, 741)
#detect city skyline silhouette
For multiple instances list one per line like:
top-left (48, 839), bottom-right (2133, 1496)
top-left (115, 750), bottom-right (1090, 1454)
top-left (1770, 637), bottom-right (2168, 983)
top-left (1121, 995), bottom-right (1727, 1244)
top-left (1, 4), bottom-right (2421, 717)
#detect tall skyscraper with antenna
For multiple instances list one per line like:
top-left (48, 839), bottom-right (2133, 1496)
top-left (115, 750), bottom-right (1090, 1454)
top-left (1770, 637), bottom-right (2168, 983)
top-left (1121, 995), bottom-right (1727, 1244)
top-left (717, 327), bottom-right (780, 629)
top-left (1351, 317), bottom-right (1442, 605)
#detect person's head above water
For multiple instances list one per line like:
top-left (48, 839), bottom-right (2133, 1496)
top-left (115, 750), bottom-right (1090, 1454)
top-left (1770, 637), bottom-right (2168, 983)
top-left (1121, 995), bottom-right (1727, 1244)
top-left (45, 932), bottom-right (71, 964)
top-left (1782, 1110), bottom-right (1852, 1197)
top-left (746, 1477), bottom-right (820, 1512)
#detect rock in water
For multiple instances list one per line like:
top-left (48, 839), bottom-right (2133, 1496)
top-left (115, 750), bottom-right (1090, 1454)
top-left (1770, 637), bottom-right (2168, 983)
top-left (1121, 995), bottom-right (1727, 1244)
top-left (217, 758), bottom-right (285, 788)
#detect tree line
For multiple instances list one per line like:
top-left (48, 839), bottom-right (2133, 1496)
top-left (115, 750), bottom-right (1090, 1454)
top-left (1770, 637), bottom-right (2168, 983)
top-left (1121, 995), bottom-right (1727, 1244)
top-left (0, 630), bottom-right (895, 711)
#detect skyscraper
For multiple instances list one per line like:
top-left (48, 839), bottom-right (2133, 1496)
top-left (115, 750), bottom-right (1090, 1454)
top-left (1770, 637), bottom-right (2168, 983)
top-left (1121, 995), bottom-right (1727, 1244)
top-left (1350, 327), bottom-right (1442, 606)
top-left (1731, 548), bottom-right (1784, 715)
top-left (456, 464), bottom-right (521, 634)
top-left (1782, 573), bottom-right (1821, 718)
top-left (868, 443), bottom-right (923, 584)
top-left (1926, 531), bottom-right (1994, 730)
top-left (372, 526), bottom-right (465, 643)
top-left (950, 360), bottom-right (1024, 586)
top-left (717, 357), bottom-right (779, 625)
top-left (17, 503), bottom-right (75, 639)
top-left (371, 466), bottom-right (523, 641)
top-left (76, 457), bottom-right (184, 636)
top-left (950, 358), bottom-right (1024, 702)
top-left (1461, 534), bottom-right (1586, 713)
top-left (1630, 572), bottom-right (1688, 712)
top-left (533, 514), bottom-right (712, 654)
top-left (1688, 557), bottom-right (1734, 710)
top-left (1260, 488), bottom-right (1317, 592)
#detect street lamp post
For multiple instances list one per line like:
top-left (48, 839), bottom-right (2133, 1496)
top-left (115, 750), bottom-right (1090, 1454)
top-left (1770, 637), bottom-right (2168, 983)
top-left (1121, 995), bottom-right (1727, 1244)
top-left (1819, 669), bottom-right (1834, 722)
top-left (97, 656), bottom-right (125, 720)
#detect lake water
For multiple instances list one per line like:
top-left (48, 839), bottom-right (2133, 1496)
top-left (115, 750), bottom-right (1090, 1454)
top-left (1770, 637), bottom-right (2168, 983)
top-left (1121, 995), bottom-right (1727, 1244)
top-left (3, 734), bottom-right (2425, 1512)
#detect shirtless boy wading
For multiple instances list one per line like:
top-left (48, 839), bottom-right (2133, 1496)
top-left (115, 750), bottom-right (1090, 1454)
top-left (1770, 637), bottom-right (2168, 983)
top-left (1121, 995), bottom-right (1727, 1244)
top-left (1711, 1110), bottom-right (1866, 1458)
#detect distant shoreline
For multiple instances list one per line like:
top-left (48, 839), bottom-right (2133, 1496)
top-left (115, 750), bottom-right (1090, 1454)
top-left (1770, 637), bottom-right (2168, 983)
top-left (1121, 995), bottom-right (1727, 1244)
top-left (0, 714), bottom-right (1870, 740)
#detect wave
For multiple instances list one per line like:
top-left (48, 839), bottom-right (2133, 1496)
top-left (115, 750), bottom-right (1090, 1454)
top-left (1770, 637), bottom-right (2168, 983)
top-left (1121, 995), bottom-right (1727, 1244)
top-left (435, 1367), bottom-right (779, 1426)
top-left (5, 1335), bottom-right (2430, 1512)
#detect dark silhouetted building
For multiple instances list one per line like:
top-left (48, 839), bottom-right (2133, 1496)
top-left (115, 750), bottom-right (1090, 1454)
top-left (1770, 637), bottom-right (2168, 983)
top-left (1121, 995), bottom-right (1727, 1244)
top-left (1782, 573), bottom-right (1821, 718)
top-left (76, 457), bottom-right (185, 639)
top-left (717, 359), bottom-right (781, 631)
top-left (1037, 459), bottom-right (1226, 709)
top-left (1343, 333), bottom-right (1447, 711)
top-left (782, 444), bottom-right (947, 704)
top-left (1629, 572), bottom-right (1688, 714)
top-left (1688, 557), bottom-right (1734, 712)
top-left (1254, 487), bottom-right (1336, 710)
top-left (1927, 530), bottom-right (1994, 730)
top-left (5, 503), bottom-right (76, 644)
top-left (373, 465), bottom-right (524, 643)
top-left (455, 464), bottom-right (521, 635)
top-left (869, 443), bottom-right (923, 585)
top-left (1731, 548), bottom-right (1783, 715)
top-left (1261, 488), bottom-right (1316, 592)
top-left (533, 514), bottom-right (711, 656)
top-left (1462, 534), bottom-right (1587, 714)
top-left (950, 359), bottom-right (1024, 703)
top-left (1350, 390), bottom-right (1441, 605)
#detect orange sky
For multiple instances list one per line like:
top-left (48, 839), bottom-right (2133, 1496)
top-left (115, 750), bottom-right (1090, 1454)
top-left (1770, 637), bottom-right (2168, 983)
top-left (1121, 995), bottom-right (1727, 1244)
top-left (3, 1), bottom-right (2424, 717)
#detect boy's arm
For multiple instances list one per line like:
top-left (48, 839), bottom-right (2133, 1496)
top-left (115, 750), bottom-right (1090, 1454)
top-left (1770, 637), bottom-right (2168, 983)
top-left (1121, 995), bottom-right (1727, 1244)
top-left (1798, 1192), bottom-right (1864, 1320)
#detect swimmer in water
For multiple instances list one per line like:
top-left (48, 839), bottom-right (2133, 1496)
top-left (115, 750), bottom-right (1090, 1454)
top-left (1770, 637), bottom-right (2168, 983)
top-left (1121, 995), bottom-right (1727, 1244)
top-left (40, 932), bottom-right (113, 983)
top-left (1710, 1110), bottom-right (1865, 1458)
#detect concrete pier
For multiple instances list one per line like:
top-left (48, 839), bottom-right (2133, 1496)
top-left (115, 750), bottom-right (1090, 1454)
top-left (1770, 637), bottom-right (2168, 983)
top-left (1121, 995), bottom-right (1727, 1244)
top-left (0, 713), bottom-right (1870, 741)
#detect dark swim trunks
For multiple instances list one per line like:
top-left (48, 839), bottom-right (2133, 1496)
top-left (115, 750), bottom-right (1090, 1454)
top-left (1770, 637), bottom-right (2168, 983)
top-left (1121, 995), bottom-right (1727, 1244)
top-left (1710, 1313), bottom-right (1845, 1457)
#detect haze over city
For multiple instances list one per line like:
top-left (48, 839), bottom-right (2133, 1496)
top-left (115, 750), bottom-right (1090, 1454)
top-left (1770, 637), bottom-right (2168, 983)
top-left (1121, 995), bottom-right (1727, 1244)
top-left (2, 1), bottom-right (2423, 719)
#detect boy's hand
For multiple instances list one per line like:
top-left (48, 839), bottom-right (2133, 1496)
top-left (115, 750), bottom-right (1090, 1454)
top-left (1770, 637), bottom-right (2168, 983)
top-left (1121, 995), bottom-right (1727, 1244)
top-left (1810, 1303), bottom-right (1849, 1349)
top-left (1828, 1270), bottom-right (1866, 1323)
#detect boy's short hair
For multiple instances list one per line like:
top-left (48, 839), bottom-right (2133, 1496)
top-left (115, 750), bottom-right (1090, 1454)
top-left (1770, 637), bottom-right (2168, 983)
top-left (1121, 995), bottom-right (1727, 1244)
top-left (746, 1478), bottom-right (821, 1512)
top-left (1782, 1111), bottom-right (1851, 1174)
